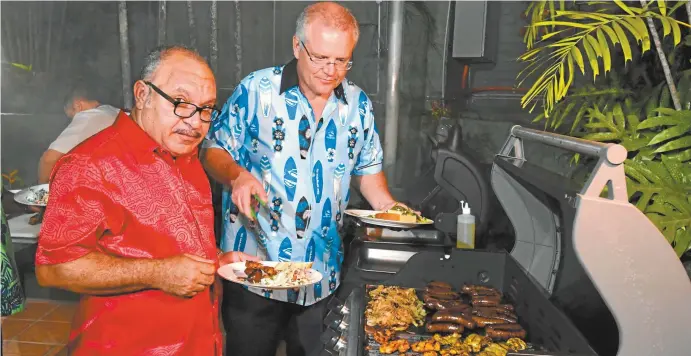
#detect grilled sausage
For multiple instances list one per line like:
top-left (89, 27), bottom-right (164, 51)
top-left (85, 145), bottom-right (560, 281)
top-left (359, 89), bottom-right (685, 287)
top-left (425, 323), bottom-right (464, 333)
top-left (498, 304), bottom-right (515, 312)
top-left (462, 284), bottom-right (499, 294)
top-left (472, 309), bottom-right (517, 324)
top-left (424, 289), bottom-right (460, 300)
top-left (471, 315), bottom-right (507, 327)
top-left (472, 306), bottom-right (516, 319)
top-left (485, 324), bottom-right (527, 340)
top-left (424, 297), bottom-right (470, 311)
top-left (469, 289), bottom-right (502, 298)
top-left (431, 310), bottom-right (476, 329)
top-left (425, 299), bottom-right (471, 311)
top-left (470, 297), bottom-right (501, 307)
top-left (427, 281), bottom-right (453, 290)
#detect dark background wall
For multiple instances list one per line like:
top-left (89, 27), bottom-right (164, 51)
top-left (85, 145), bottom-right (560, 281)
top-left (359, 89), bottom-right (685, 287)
top-left (1, 1), bottom-right (574, 191)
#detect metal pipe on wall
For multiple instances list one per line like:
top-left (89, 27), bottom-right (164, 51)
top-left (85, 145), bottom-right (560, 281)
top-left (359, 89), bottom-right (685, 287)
top-left (209, 1), bottom-right (218, 74)
top-left (118, 1), bottom-right (133, 109)
top-left (157, 0), bottom-right (167, 46)
top-left (383, 0), bottom-right (404, 179)
top-left (234, 0), bottom-right (242, 83)
top-left (186, 1), bottom-right (196, 48)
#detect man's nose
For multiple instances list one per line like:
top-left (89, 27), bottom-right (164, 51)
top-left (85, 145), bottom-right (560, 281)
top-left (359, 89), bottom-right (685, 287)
top-left (185, 110), bottom-right (204, 128)
top-left (322, 63), bottom-right (337, 77)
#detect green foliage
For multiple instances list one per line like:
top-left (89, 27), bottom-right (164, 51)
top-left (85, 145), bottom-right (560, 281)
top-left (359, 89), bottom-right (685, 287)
top-left (518, 0), bottom-right (691, 257)
top-left (518, 0), bottom-right (689, 115)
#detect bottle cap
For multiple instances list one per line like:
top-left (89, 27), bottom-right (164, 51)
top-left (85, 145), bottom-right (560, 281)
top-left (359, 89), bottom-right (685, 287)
top-left (461, 200), bottom-right (471, 215)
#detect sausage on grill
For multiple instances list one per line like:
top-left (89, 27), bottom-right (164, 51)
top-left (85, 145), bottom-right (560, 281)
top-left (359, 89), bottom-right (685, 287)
top-left (471, 315), bottom-right (507, 327)
top-left (425, 323), bottom-right (464, 333)
top-left (485, 323), bottom-right (527, 340)
top-left (431, 310), bottom-right (476, 329)
top-left (424, 289), bottom-right (461, 300)
top-left (427, 281), bottom-right (453, 290)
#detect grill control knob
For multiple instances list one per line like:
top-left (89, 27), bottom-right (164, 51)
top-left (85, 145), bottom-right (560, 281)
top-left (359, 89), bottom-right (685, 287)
top-left (327, 296), bottom-right (350, 315)
top-left (320, 327), bottom-right (347, 351)
top-left (324, 310), bottom-right (349, 331)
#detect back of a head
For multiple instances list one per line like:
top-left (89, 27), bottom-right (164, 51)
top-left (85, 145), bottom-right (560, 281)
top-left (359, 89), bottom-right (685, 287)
top-left (63, 79), bottom-right (107, 117)
top-left (295, 1), bottom-right (360, 43)
top-left (139, 44), bottom-right (210, 82)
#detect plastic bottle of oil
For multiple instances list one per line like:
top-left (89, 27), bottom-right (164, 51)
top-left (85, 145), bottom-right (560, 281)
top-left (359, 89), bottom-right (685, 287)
top-left (456, 201), bottom-right (475, 249)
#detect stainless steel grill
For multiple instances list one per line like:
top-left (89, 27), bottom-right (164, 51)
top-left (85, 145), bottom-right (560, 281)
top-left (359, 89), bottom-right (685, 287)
top-left (320, 126), bottom-right (691, 356)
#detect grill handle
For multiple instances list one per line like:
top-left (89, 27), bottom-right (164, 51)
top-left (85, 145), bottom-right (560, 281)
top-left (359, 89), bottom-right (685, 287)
top-left (504, 125), bottom-right (627, 165)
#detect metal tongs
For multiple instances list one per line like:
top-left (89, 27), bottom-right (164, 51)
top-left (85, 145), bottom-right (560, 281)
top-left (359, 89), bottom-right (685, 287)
top-left (250, 194), bottom-right (280, 222)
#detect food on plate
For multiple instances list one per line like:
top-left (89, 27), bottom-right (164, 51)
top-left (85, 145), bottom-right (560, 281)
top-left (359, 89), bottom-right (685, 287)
top-left (26, 187), bottom-right (49, 205)
top-left (379, 338), bottom-right (410, 354)
top-left (370, 203), bottom-right (432, 223)
top-left (485, 323), bottom-right (527, 340)
top-left (411, 339), bottom-right (441, 352)
top-left (366, 285), bottom-right (426, 330)
top-left (426, 323), bottom-right (463, 333)
top-left (241, 261), bottom-right (313, 287)
top-left (463, 333), bottom-right (491, 352)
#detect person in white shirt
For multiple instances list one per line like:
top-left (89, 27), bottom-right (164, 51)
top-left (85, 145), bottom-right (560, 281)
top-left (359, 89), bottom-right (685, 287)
top-left (38, 83), bottom-right (120, 184)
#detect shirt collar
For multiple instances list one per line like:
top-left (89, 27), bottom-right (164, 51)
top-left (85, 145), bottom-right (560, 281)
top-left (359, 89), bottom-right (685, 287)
top-left (113, 111), bottom-right (198, 162)
top-left (278, 58), bottom-right (348, 105)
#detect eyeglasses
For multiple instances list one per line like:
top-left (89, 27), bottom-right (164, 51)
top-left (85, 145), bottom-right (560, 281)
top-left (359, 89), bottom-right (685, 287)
top-left (300, 41), bottom-right (353, 71)
top-left (143, 81), bottom-right (220, 123)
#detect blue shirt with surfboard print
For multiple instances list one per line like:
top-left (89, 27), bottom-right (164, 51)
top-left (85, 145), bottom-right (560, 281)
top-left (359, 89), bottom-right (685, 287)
top-left (204, 59), bottom-right (384, 306)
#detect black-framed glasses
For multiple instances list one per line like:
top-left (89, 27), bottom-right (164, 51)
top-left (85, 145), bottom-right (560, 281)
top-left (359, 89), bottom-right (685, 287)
top-left (300, 41), bottom-right (353, 71)
top-left (144, 81), bottom-right (220, 123)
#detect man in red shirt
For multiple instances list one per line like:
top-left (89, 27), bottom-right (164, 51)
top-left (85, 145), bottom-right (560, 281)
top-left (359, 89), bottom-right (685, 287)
top-left (35, 45), bottom-right (255, 355)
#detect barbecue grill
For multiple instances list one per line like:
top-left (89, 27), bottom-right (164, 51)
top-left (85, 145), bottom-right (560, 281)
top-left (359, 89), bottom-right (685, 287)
top-left (320, 126), bottom-right (691, 356)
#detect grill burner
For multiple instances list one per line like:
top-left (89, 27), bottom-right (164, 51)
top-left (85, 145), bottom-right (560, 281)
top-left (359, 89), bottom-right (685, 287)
top-left (323, 126), bottom-right (691, 356)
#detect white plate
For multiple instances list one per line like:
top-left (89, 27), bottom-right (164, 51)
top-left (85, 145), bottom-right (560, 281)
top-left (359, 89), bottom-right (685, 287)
top-left (217, 261), bottom-right (323, 290)
top-left (14, 184), bottom-right (49, 207)
top-left (345, 209), bottom-right (434, 229)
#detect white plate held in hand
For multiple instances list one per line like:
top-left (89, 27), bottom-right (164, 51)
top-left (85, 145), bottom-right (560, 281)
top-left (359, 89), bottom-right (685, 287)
top-left (344, 209), bottom-right (434, 229)
top-left (14, 184), bottom-right (50, 207)
top-left (217, 261), bottom-right (323, 290)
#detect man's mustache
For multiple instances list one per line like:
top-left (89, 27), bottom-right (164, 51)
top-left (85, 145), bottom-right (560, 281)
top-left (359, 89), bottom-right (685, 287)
top-left (173, 128), bottom-right (202, 138)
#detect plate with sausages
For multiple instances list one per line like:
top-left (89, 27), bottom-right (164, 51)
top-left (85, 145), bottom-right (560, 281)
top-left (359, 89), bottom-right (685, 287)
top-left (217, 261), bottom-right (323, 290)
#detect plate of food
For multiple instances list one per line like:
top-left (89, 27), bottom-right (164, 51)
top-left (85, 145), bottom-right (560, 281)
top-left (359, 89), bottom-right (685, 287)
top-left (217, 261), bottom-right (323, 290)
top-left (345, 204), bottom-right (433, 229)
top-left (14, 184), bottom-right (50, 207)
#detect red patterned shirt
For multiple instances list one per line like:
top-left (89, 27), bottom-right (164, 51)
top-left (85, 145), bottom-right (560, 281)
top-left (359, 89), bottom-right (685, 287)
top-left (36, 111), bottom-right (221, 356)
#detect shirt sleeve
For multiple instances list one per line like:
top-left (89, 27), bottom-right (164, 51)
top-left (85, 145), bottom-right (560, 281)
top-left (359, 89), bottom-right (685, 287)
top-left (36, 154), bottom-right (115, 265)
top-left (353, 95), bottom-right (383, 176)
top-left (47, 117), bottom-right (90, 154)
top-left (203, 77), bottom-right (253, 161)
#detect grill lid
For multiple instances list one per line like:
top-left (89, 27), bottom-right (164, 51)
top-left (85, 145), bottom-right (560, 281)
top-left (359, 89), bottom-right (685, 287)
top-left (491, 126), bottom-right (691, 356)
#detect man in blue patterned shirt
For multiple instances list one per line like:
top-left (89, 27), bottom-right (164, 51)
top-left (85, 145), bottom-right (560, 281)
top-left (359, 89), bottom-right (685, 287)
top-left (202, 2), bottom-right (407, 355)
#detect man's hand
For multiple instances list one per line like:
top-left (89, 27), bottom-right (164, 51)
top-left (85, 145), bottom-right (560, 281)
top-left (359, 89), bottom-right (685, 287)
top-left (218, 251), bottom-right (261, 266)
top-left (231, 170), bottom-right (268, 220)
top-left (153, 254), bottom-right (216, 298)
